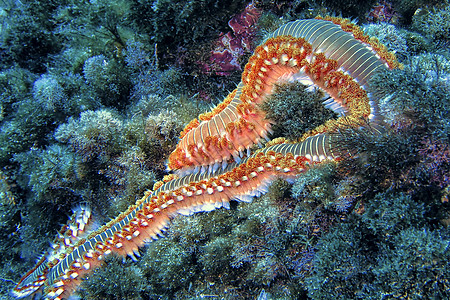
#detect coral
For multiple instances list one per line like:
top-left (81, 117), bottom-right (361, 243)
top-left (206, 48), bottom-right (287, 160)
top-left (369, 64), bottom-right (450, 138)
top-left (79, 256), bottom-right (146, 300)
top-left (199, 236), bottom-right (234, 277)
top-left (261, 82), bottom-right (338, 140)
top-left (169, 16), bottom-right (396, 171)
top-left (127, 94), bottom-right (165, 118)
top-left (367, 1), bottom-right (399, 23)
top-left (363, 23), bottom-right (408, 58)
top-left (137, 221), bottom-right (200, 297)
top-left (1, 2), bottom-right (61, 72)
top-left (331, 176), bottom-right (362, 213)
top-left (370, 227), bottom-right (450, 299)
top-left (129, 0), bottom-right (246, 65)
top-left (12, 145), bottom-right (84, 203)
top-left (305, 220), bottom-right (375, 299)
top-left (292, 163), bottom-right (336, 205)
top-left (124, 40), bottom-right (191, 100)
top-left (104, 146), bottom-right (157, 208)
top-left (82, 55), bottom-right (131, 108)
top-left (230, 195), bottom-right (288, 286)
top-left (417, 136), bottom-right (450, 189)
top-left (124, 40), bottom-right (152, 72)
top-left (7, 8), bottom-right (449, 300)
top-left (0, 67), bottom-right (36, 120)
top-left (391, 0), bottom-right (439, 23)
top-left (53, 0), bottom-right (135, 58)
top-left (410, 53), bottom-right (450, 84)
top-left (10, 144), bottom-right (89, 268)
top-left (362, 192), bottom-right (426, 237)
top-left (32, 74), bottom-right (68, 112)
top-left (411, 3), bottom-right (450, 43)
top-left (305, 191), bottom-right (449, 299)
top-left (54, 108), bottom-right (125, 163)
top-left (0, 97), bottom-right (59, 164)
top-left (0, 170), bottom-right (22, 296)
top-left (123, 109), bottom-right (184, 173)
top-left (199, 3), bottom-right (261, 76)
top-left (130, 66), bottom-right (187, 100)
top-left (321, 0), bottom-right (377, 19)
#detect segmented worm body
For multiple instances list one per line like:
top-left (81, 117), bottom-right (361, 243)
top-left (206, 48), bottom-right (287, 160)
top-left (168, 17), bottom-right (398, 174)
top-left (12, 17), bottom-right (399, 300)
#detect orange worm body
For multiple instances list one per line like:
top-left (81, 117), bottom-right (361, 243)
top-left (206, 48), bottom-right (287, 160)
top-left (168, 17), bottom-right (399, 173)
top-left (12, 17), bottom-right (399, 300)
top-left (14, 134), bottom-right (340, 299)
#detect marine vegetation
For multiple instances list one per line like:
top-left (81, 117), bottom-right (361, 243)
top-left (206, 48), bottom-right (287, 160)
top-left (0, 1), bottom-right (449, 300)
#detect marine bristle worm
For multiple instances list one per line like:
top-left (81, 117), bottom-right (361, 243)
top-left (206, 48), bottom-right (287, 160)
top-left (12, 16), bottom-right (399, 300)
